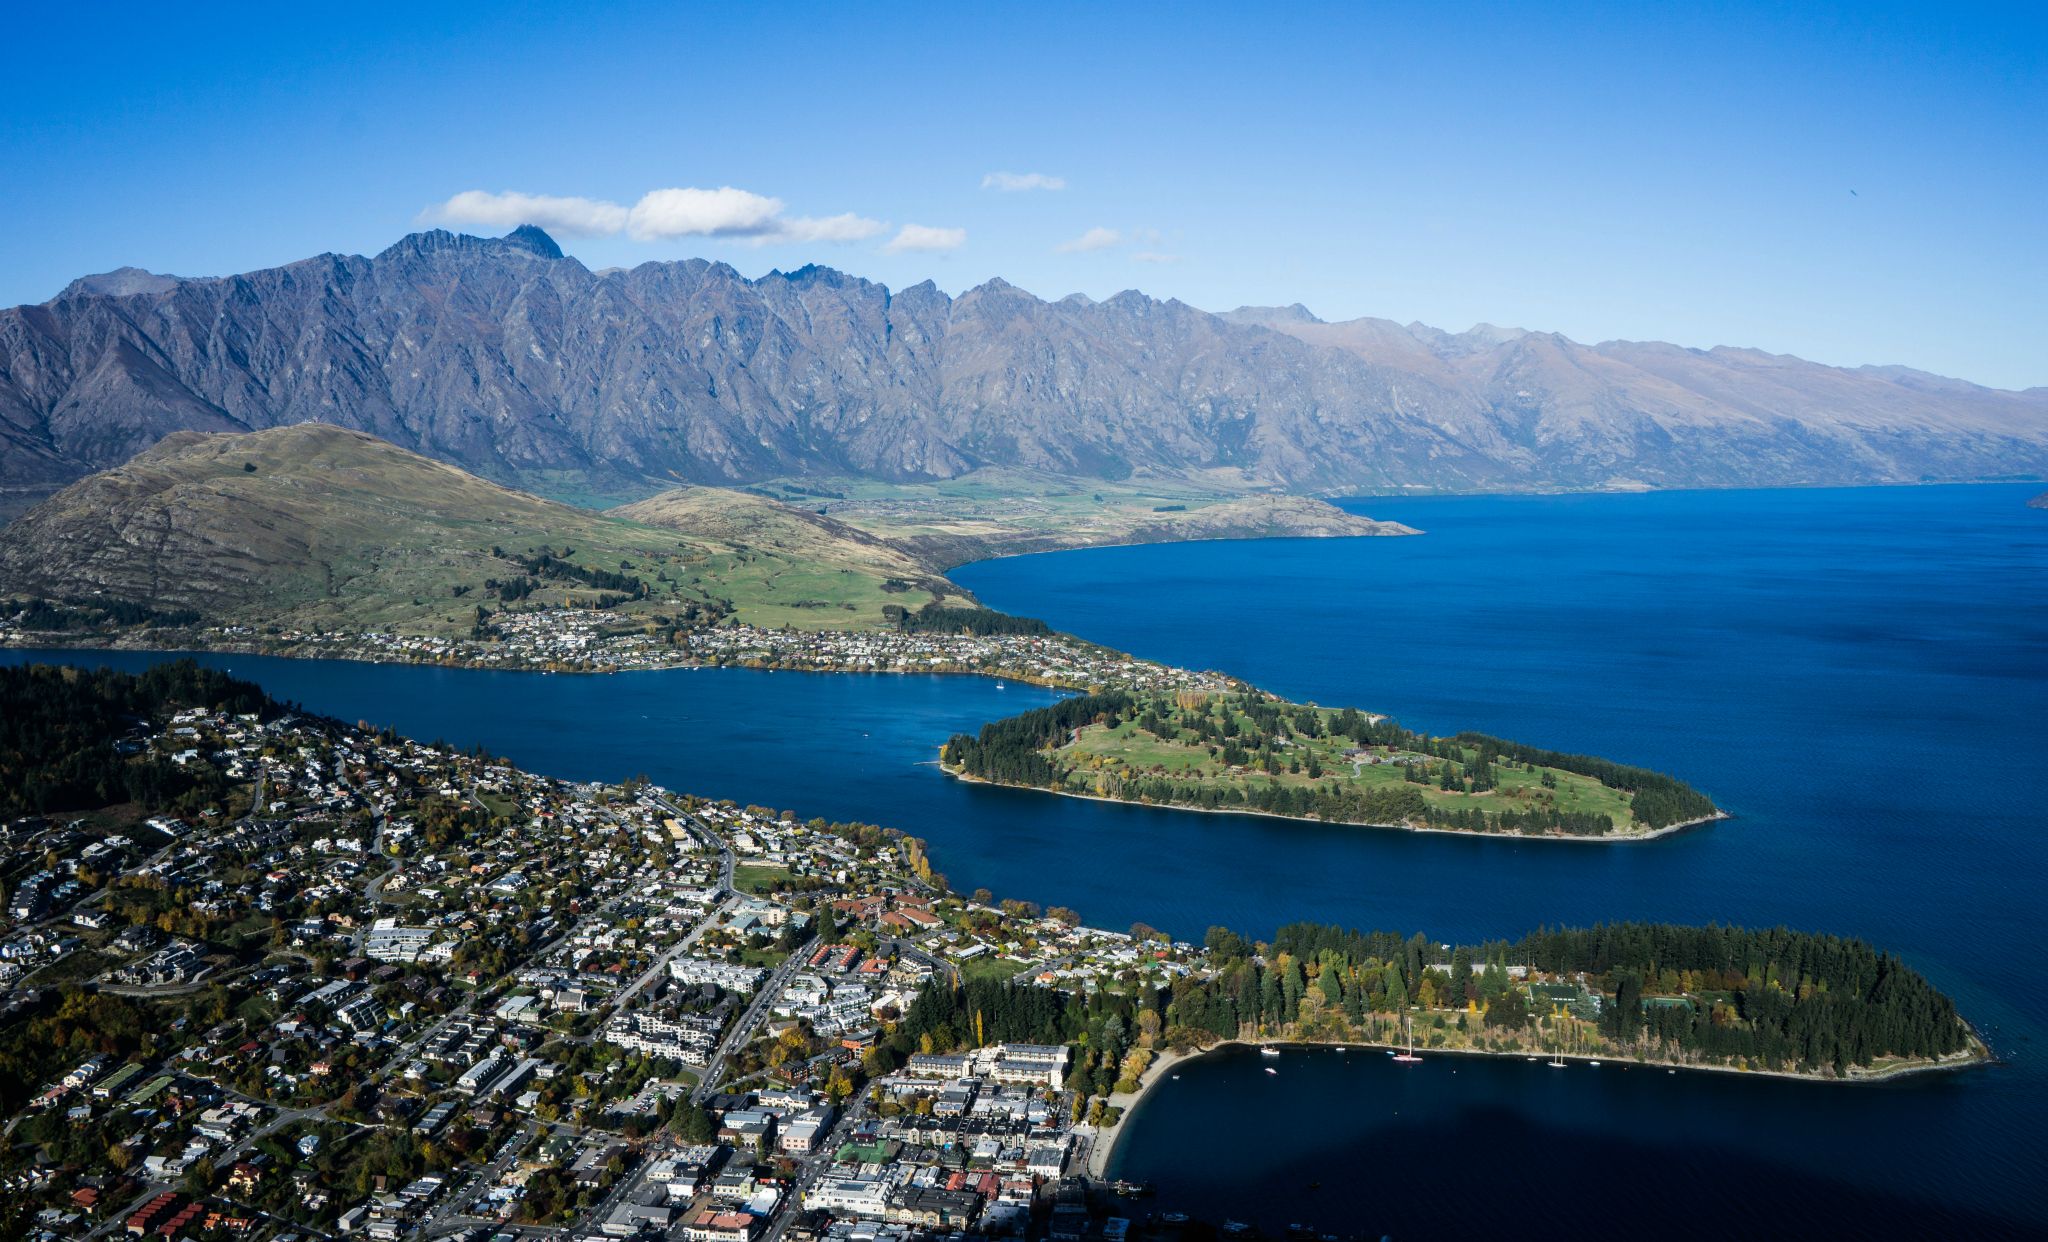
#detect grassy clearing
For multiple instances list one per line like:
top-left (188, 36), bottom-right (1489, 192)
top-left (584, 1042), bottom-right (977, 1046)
top-left (1057, 700), bottom-right (1638, 829)
top-left (3, 424), bottom-right (968, 639)
top-left (732, 863), bottom-right (790, 896)
top-left (754, 468), bottom-right (1402, 568)
top-left (958, 955), bottom-right (1028, 984)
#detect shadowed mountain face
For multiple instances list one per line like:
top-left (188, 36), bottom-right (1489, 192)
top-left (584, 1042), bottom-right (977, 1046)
top-left (3, 226), bottom-right (2043, 514)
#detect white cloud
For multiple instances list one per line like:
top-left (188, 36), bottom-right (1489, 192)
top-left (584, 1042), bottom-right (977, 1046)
top-left (626, 187), bottom-right (787, 240)
top-left (426, 190), bottom-right (629, 237)
top-left (883, 224), bottom-right (967, 253)
top-left (1132, 251), bottom-right (1183, 264)
top-left (1056, 226), bottom-right (1124, 254)
top-left (982, 171), bottom-right (1066, 192)
top-left (427, 185), bottom-right (883, 246)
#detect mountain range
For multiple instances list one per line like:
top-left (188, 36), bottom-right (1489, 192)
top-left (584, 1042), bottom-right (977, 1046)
top-left (3, 224), bottom-right (2042, 518)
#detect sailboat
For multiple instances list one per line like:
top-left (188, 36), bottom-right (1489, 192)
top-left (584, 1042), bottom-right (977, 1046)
top-left (1548, 1052), bottom-right (1566, 1068)
top-left (1391, 1015), bottom-right (1422, 1063)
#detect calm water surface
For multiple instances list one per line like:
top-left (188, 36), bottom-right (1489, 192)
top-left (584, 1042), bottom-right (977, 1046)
top-left (955, 483), bottom-right (2048, 1238)
top-left (11, 483), bottom-right (2046, 1236)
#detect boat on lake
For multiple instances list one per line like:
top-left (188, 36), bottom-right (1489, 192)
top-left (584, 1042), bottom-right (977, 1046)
top-left (1259, 1045), bottom-right (1281, 1057)
top-left (1392, 1015), bottom-right (1422, 1063)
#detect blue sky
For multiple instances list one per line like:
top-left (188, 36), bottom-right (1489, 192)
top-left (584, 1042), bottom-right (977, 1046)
top-left (3, 1), bottom-right (2042, 388)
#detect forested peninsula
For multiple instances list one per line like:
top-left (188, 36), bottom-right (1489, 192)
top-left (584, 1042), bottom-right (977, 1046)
top-left (941, 690), bottom-right (1723, 840)
top-left (899, 919), bottom-right (1984, 1109)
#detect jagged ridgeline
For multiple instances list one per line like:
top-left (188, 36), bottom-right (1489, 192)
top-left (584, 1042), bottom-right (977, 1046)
top-left (7, 224), bottom-right (2045, 509)
top-left (941, 690), bottom-right (1720, 837)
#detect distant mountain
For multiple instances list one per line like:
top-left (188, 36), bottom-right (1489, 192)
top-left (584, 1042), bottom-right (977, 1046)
top-left (3, 225), bottom-right (2044, 517)
top-left (55, 266), bottom-right (185, 299)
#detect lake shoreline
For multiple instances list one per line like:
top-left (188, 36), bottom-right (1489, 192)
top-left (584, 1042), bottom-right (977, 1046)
top-left (1089, 1030), bottom-right (1993, 1179)
top-left (943, 762), bottom-right (1729, 845)
top-left (0, 633), bottom-right (1119, 692)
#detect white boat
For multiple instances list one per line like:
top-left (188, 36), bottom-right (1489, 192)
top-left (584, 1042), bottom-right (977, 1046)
top-left (1549, 1055), bottom-right (1566, 1068)
top-left (1334, 1046), bottom-right (1346, 1052)
top-left (1264, 1066), bottom-right (1277, 1075)
top-left (1259, 1045), bottom-right (1281, 1057)
top-left (1589, 1060), bottom-right (1601, 1066)
top-left (1391, 1015), bottom-right (1422, 1063)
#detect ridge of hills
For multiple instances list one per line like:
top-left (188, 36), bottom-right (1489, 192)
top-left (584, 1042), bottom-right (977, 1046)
top-left (3, 225), bottom-right (2042, 520)
top-left (0, 423), bottom-right (1406, 637)
top-left (0, 423), bottom-right (969, 635)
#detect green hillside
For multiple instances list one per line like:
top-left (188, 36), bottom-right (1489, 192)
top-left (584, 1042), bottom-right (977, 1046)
top-left (0, 424), bottom-right (969, 636)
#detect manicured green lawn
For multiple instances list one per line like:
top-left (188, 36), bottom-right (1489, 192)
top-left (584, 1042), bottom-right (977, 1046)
top-left (732, 863), bottom-right (789, 895)
top-left (957, 955), bottom-right (1027, 984)
top-left (1056, 701), bottom-right (1637, 827)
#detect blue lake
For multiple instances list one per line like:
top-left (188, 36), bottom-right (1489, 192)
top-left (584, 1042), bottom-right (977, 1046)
top-left (10, 481), bottom-right (2046, 1236)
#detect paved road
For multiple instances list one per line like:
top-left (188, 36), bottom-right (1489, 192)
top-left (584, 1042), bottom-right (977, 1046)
top-left (421, 1116), bottom-right (544, 1234)
top-left (609, 891), bottom-right (740, 1019)
top-left (650, 794), bottom-right (736, 893)
top-left (690, 952), bottom-right (805, 1105)
top-left (881, 936), bottom-right (959, 986)
top-left (81, 1101), bottom-right (350, 1240)
top-left (758, 1099), bottom-right (868, 1242)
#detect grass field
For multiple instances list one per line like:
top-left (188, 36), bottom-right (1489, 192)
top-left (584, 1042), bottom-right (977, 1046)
top-left (1051, 697), bottom-right (1641, 831)
top-left (732, 863), bottom-right (791, 896)
top-left (0, 424), bottom-right (972, 639)
top-left (749, 467), bottom-right (1410, 569)
top-left (958, 954), bottom-right (1029, 984)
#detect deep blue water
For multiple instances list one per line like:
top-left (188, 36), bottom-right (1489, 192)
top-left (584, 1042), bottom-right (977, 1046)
top-left (953, 482), bottom-right (2048, 1238)
top-left (9, 482), bottom-right (2046, 1236)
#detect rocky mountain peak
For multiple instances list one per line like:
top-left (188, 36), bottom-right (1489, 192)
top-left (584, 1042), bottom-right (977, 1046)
top-left (503, 224), bottom-right (564, 260)
top-left (52, 266), bottom-right (184, 302)
top-left (2, 226), bottom-right (2044, 520)
top-left (1219, 303), bottom-right (1323, 326)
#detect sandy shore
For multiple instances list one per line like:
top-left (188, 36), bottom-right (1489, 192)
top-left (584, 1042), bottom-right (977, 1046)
top-left (945, 763), bottom-right (1729, 844)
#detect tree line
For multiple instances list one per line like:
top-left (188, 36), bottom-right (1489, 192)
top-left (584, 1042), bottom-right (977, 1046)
top-left (1450, 732), bottom-right (1718, 828)
top-left (0, 661), bottom-right (280, 816)
top-left (888, 601), bottom-right (1053, 637)
top-left (487, 545), bottom-right (650, 601)
top-left (6, 596), bottom-right (202, 631)
top-left (942, 690), bottom-right (1713, 834)
top-left (1162, 920), bottom-right (1971, 1076)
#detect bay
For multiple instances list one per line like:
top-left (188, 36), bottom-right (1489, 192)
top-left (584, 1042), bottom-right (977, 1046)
top-left (10, 481), bottom-right (2046, 1235)
top-left (954, 482), bottom-right (2048, 1238)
